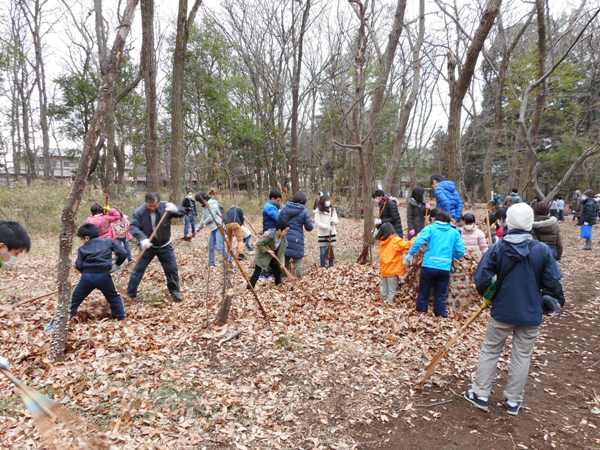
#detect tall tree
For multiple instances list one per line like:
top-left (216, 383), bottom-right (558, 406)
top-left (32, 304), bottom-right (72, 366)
top-left (441, 0), bottom-right (502, 187)
top-left (20, 0), bottom-right (51, 178)
top-left (141, 0), bottom-right (160, 191)
top-left (49, 0), bottom-right (139, 361)
top-left (383, 0), bottom-right (425, 194)
top-left (170, 0), bottom-right (203, 201)
top-left (289, 0), bottom-right (312, 193)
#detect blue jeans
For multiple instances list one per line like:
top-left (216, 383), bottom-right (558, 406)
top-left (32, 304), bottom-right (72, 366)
top-left (208, 229), bottom-right (227, 267)
top-left (184, 214), bottom-right (196, 237)
top-left (127, 244), bottom-right (180, 297)
top-left (319, 245), bottom-right (335, 268)
top-left (117, 238), bottom-right (132, 261)
top-left (416, 267), bottom-right (450, 317)
top-left (71, 272), bottom-right (125, 320)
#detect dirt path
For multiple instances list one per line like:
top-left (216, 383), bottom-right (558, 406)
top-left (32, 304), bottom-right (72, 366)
top-left (355, 233), bottom-right (600, 449)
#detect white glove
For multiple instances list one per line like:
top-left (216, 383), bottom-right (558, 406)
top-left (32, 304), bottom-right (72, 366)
top-left (140, 239), bottom-right (152, 250)
top-left (374, 218), bottom-right (382, 225)
top-left (165, 202), bottom-right (179, 213)
top-left (0, 356), bottom-right (9, 369)
top-left (404, 254), bottom-right (413, 266)
top-left (584, 222), bottom-right (589, 226)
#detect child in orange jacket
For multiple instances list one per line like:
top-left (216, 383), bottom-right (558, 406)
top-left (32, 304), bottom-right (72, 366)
top-left (377, 223), bottom-right (412, 304)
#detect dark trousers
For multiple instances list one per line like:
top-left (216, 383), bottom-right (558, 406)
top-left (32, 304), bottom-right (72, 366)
top-left (416, 267), bottom-right (451, 317)
top-left (117, 238), bottom-right (133, 261)
top-left (71, 272), bottom-right (125, 320)
top-left (249, 259), bottom-right (283, 287)
top-left (127, 244), bottom-right (180, 297)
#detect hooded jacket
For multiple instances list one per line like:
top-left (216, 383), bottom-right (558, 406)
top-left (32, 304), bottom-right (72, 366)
top-left (408, 221), bottom-right (465, 271)
top-left (262, 200), bottom-right (280, 232)
top-left (202, 198), bottom-right (223, 232)
top-left (579, 197), bottom-right (598, 225)
top-left (85, 208), bottom-right (121, 239)
top-left (434, 180), bottom-right (463, 221)
top-left (460, 224), bottom-right (488, 260)
top-left (407, 187), bottom-right (426, 235)
top-left (532, 215), bottom-right (563, 260)
top-left (131, 202), bottom-right (185, 247)
top-left (278, 201), bottom-right (313, 258)
top-left (475, 230), bottom-right (564, 326)
top-left (379, 197), bottom-right (404, 237)
top-left (254, 229), bottom-right (288, 271)
top-left (378, 227), bottom-right (412, 277)
top-left (75, 238), bottom-right (127, 273)
top-left (224, 207), bottom-right (245, 225)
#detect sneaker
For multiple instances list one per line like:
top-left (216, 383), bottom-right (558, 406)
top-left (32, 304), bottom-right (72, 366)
top-left (464, 390), bottom-right (489, 412)
top-left (504, 400), bottom-right (522, 416)
top-left (171, 291), bottom-right (184, 302)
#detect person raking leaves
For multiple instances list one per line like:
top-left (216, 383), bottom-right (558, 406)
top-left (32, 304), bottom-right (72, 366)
top-left (247, 220), bottom-right (289, 288)
top-left (127, 192), bottom-right (185, 302)
top-left (404, 209), bottom-right (465, 318)
top-left (464, 202), bottom-right (565, 416)
top-left (46, 223), bottom-right (128, 331)
top-left (0, 221), bottom-right (31, 270)
top-left (377, 223), bottom-right (412, 305)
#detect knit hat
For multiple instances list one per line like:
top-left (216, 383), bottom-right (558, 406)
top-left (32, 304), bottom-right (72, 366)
top-left (376, 222), bottom-right (395, 240)
top-left (506, 202), bottom-right (534, 231)
top-left (291, 191), bottom-right (307, 205)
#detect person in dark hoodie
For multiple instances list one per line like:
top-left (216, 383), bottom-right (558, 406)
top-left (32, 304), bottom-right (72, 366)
top-left (406, 186), bottom-right (426, 237)
top-left (465, 203), bottom-right (564, 416)
top-left (578, 189), bottom-right (598, 250)
top-left (127, 192), bottom-right (186, 302)
top-left (46, 223), bottom-right (128, 331)
top-left (431, 175), bottom-right (463, 222)
top-left (278, 191), bottom-right (314, 278)
top-left (532, 202), bottom-right (563, 260)
top-left (372, 189), bottom-right (404, 237)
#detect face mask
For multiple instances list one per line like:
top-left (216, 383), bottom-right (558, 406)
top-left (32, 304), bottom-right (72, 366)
top-left (1, 254), bottom-right (17, 269)
top-left (324, 201), bottom-right (331, 207)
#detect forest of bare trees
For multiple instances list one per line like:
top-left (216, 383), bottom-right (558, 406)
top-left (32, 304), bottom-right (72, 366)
top-left (0, 0), bottom-right (599, 204)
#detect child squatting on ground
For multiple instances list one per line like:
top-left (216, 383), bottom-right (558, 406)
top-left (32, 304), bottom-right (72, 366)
top-left (47, 223), bottom-right (128, 331)
top-left (377, 223), bottom-right (412, 304)
top-left (0, 221), bottom-right (31, 270)
top-left (248, 220), bottom-right (290, 288)
top-left (404, 209), bottom-right (465, 317)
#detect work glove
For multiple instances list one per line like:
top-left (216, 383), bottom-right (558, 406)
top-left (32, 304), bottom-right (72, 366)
top-left (404, 254), bottom-right (413, 267)
top-left (165, 202), bottom-right (179, 213)
top-left (584, 222), bottom-right (589, 226)
top-left (140, 239), bottom-right (152, 250)
top-left (0, 356), bottom-right (9, 369)
top-left (374, 218), bottom-right (382, 225)
top-left (408, 229), bottom-right (416, 237)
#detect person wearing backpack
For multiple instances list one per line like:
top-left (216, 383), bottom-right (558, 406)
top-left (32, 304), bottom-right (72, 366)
top-left (578, 189), bottom-right (598, 250)
top-left (464, 203), bottom-right (564, 416)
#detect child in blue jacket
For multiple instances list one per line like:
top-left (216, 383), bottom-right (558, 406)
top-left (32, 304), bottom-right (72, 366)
top-left (405, 209), bottom-right (465, 317)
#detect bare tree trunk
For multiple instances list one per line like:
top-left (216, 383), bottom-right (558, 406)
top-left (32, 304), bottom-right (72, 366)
top-left (21, 0), bottom-right (51, 178)
top-left (50, 0), bottom-right (139, 361)
top-left (290, 0), bottom-right (311, 193)
top-left (361, 0), bottom-right (407, 252)
top-left (383, 0), bottom-right (424, 194)
top-left (170, 0), bottom-right (203, 202)
top-left (141, 0), bottom-right (160, 191)
top-left (443, 0), bottom-right (502, 186)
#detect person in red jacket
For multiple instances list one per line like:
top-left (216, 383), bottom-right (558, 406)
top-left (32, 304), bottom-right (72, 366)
top-left (85, 202), bottom-right (121, 239)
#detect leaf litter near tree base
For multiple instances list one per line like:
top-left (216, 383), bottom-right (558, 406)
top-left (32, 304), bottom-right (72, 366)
top-left (1, 215), bottom-right (596, 449)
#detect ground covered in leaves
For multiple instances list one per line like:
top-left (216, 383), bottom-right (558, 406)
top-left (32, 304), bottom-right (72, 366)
top-left (1, 213), bottom-right (598, 449)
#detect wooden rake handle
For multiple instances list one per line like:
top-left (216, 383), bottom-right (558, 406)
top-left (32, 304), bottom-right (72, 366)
top-left (415, 303), bottom-right (488, 390)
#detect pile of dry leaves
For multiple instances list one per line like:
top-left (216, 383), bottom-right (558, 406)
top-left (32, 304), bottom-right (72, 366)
top-left (0, 215), bottom-right (489, 449)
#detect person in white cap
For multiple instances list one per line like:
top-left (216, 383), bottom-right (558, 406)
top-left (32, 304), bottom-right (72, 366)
top-left (465, 202), bottom-right (564, 416)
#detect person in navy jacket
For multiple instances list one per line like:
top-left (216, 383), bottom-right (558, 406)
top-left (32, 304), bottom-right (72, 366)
top-left (127, 192), bottom-right (185, 302)
top-left (431, 175), bottom-right (464, 222)
top-left (278, 191), bottom-right (313, 278)
top-left (465, 202), bottom-right (564, 416)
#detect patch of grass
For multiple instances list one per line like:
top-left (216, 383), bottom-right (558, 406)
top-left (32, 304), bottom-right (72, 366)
top-left (275, 334), bottom-right (297, 351)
